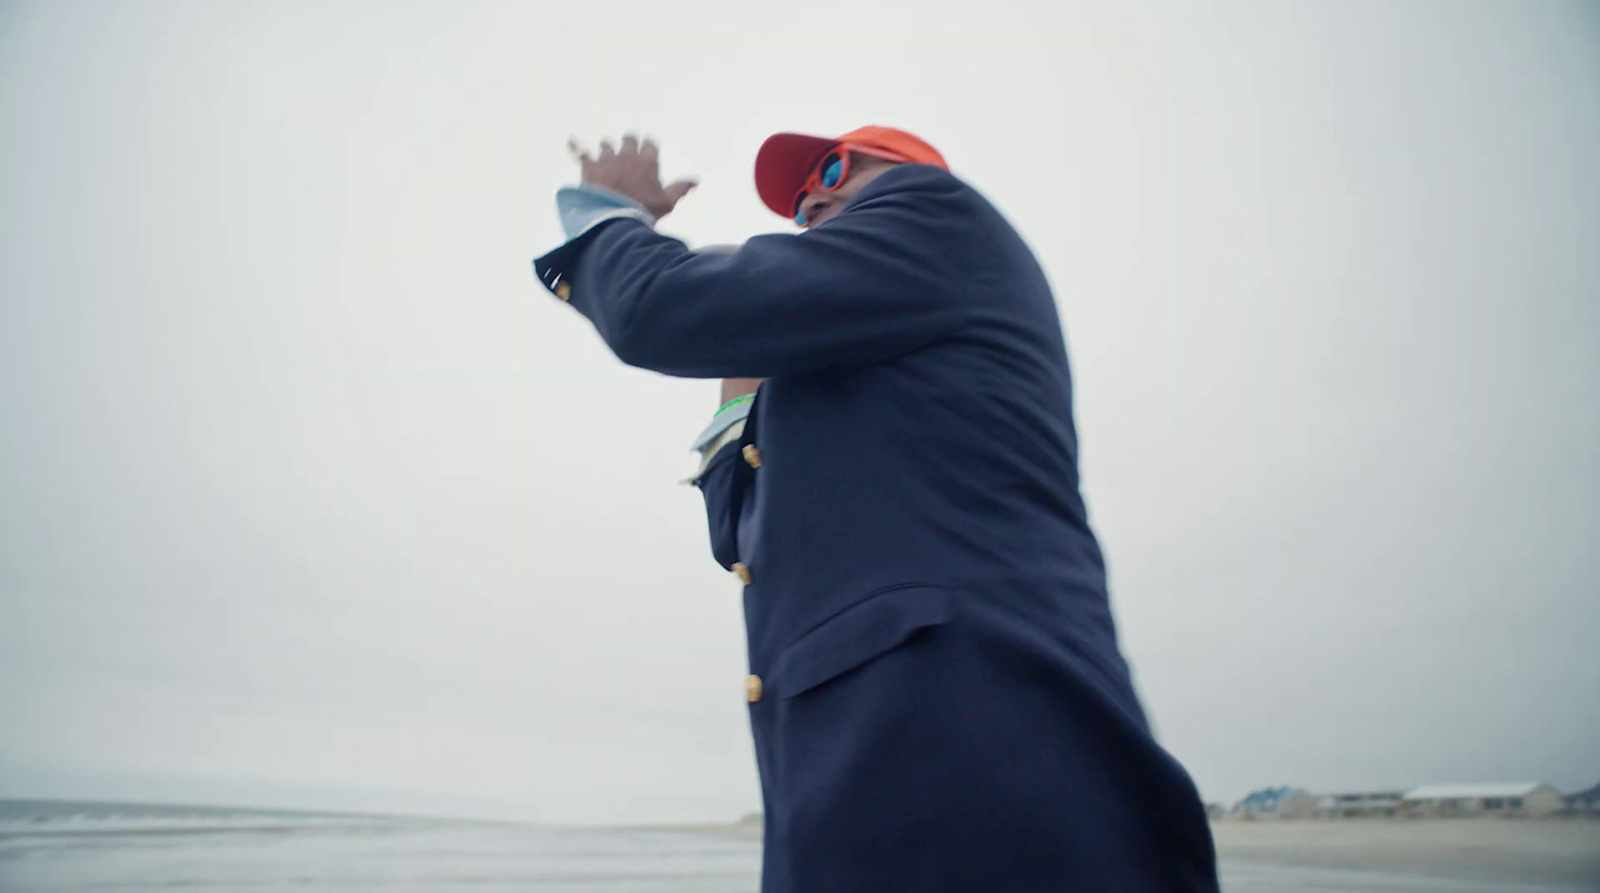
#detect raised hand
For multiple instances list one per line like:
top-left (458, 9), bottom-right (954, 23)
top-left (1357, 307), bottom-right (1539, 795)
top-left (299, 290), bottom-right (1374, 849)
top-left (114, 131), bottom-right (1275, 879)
top-left (569, 134), bottom-right (698, 220)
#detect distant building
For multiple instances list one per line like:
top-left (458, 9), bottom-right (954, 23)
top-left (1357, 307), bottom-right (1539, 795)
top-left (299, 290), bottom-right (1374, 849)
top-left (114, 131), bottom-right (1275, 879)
top-left (1561, 782), bottom-right (1600, 817)
top-left (1232, 786), bottom-right (1317, 820)
top-left (1314, 790), bottom-right (1405, 818)
top-left (1401, 782), bottom-right (1564, 818)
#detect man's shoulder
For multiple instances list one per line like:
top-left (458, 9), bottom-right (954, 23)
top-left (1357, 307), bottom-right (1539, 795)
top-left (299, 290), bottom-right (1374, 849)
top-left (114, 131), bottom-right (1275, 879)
top-left (860, 162), bottom-right (971, 203)
top-left (860, 164), bottom-right (1014, 235)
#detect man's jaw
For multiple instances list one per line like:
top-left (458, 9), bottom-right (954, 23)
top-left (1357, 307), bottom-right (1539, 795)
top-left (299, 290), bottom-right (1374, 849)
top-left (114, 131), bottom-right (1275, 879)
top-left (807, 201), bottom-right (843, 228)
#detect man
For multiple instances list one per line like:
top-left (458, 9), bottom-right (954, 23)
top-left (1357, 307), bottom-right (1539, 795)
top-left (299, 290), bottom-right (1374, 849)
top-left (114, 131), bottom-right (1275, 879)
top-left (534, 127), bottom-right (1219, 892)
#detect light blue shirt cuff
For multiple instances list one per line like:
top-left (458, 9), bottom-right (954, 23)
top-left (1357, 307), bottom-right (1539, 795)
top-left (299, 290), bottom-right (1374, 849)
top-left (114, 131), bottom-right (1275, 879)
top-left (690, 397), bottom-right (753, 452)
top-left (556, 184), bottom-right (656, 240)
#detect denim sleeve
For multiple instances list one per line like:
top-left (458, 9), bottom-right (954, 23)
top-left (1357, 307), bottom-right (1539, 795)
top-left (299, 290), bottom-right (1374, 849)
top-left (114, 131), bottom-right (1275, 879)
top-left (555, 184), bottom-right (656, 240)
top-left (690, 394), bottom-right (754, 452)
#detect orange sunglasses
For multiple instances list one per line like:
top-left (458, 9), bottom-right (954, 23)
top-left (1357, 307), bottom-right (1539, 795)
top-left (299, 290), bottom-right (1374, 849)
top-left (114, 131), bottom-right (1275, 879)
top-left (792, 144), bottom-right (907, 227)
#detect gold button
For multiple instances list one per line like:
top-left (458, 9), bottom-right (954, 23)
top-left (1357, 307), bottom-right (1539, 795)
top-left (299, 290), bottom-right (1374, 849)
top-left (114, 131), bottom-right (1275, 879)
top-left (554, 281), bottom-right (572, 301)
top-left (731, 562), bottom-right (752, 585)
top-left (746, 674), bottom-right (763, 703)
top-left (742, 444), bottom-right (762, 468)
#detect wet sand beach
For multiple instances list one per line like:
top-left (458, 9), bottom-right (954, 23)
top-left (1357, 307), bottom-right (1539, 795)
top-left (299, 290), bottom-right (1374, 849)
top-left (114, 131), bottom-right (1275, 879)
top-left (5, 801), bottom-right (1597, 892)
top-left (675, 817), bottom-right (1600, 889)
top-left (1210, 819), bottom-right (1600, 888)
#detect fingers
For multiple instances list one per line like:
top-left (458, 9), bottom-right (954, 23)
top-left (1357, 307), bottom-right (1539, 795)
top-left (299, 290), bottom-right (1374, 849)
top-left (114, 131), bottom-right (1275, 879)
top-left (570, 134), bottom-right (687, 199)
top-left (567, 137), bottom-right (594, 182)
top-left (568, 139), bottom-right (596, 182)
top-left (575, 134), bottom-right (662, 154)
top-left (576, 133), bottom-right (659, 161)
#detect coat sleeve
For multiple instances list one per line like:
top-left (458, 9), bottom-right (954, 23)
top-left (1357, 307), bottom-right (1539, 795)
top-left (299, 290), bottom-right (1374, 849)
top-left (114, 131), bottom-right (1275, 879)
top-left (537, 166), bottom-right (979, 378)
top-left (693, 440), bottom-right (746, 571)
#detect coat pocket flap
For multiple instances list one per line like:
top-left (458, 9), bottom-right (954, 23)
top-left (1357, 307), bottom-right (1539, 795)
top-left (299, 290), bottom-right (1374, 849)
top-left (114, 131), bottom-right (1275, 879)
top-left (773, 586), bottom-right (953, 700)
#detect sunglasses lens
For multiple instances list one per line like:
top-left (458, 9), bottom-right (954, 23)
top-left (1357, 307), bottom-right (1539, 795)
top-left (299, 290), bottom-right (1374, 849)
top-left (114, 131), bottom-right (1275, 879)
top-left (820, 155), bottom-right (844, 189)
top-left (791, 151), bottom-right (845, 226)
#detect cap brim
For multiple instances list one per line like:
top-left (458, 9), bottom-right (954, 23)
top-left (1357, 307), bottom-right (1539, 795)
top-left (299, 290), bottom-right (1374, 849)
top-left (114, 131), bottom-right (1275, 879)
top-left (754, 133), bottom-right (839, 219)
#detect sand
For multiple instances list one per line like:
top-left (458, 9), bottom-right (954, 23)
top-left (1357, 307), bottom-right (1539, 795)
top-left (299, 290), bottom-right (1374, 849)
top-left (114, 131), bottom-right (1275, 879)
top-left (1210, 818), bottom-right (1600, 887)
top-left (673, 817), bottom-right (1600, 888)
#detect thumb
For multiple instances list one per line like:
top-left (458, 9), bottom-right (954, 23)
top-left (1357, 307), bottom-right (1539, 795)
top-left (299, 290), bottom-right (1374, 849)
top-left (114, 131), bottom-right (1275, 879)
top-left (663, 179), bottom-right (698, 206)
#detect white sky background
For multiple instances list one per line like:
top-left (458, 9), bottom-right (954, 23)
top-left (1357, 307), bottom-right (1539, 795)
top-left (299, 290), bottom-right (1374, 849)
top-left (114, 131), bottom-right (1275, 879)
top-left (2, 0), bottom-right (1597, 824)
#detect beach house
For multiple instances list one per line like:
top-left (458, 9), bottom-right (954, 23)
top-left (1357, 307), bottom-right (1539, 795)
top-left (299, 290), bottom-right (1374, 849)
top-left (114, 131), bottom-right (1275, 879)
top-left (1561, 782), bottom-right (1600, 817)
top-left (1400, 782), bottom-right (1565, 818)
top-left (1231, 786), bottom-right (1317, 820)
top-left (1314, 790), bottom-right (1406, 818)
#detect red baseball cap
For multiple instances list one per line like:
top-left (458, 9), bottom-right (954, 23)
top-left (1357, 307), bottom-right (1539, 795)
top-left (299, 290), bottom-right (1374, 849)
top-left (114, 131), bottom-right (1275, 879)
top-left (754, 125), bottom-right (948, 218)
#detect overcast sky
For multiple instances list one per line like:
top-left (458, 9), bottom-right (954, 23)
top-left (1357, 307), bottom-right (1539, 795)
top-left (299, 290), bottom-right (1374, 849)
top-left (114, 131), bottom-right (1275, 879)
top-left (2, 0), bottom-right (1597, 824)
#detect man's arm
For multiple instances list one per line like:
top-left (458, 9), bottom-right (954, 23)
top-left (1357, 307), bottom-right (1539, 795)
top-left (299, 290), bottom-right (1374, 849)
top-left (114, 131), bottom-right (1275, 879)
top-left (687, 387), bottom-right (758, 571)
top-left (721, 377), bottom-right (763, 406)
top-left (693, 445), bottom-right (746, 570)
top-left (536, 165), bottom-right (980, 379)
top-left (539, 183), bottom-right (761, 569)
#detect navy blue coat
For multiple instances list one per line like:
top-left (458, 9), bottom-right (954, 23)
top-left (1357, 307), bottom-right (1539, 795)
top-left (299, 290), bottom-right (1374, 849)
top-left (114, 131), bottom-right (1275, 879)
top-left (536, 164), bottom-right (1218, 892)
